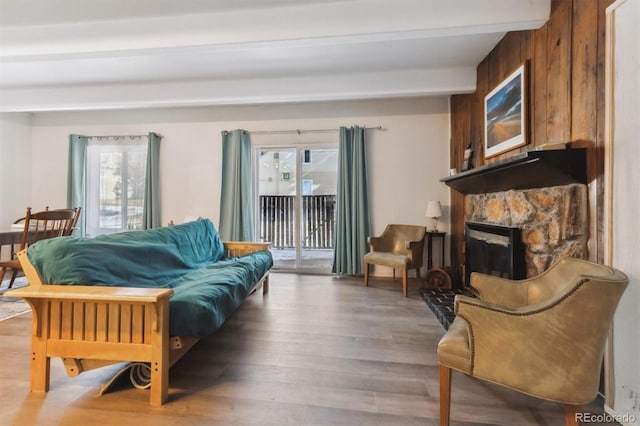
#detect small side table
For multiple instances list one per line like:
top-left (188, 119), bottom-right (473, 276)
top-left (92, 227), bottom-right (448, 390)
top-left (425, 231), bottom-right (446, 270)
top-left (424, 231), bottom-right (449, 289)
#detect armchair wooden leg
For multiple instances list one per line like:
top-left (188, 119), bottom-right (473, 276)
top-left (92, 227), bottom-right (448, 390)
top-left (402, 268), bottom-right (408, 297)
top-left (439, 365), bottom-right (451, 426)
top-left (564, 404), bottom-right (580, 426)
top-left (364, 262), bottom-right (369, 287)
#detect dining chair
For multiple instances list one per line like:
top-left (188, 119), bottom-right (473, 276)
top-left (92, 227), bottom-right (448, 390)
top-left (0, 207), bottom-right (77, 288)
top-left (2, 206), bottom-right (79, 273)
top-left (437, 257), bottom-right (629, 426)
top-left (66, 206), bottom-right (82, 236)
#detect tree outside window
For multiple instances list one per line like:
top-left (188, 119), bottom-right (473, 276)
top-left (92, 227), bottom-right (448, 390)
top-left (86, 138), bottom-right (147, 236)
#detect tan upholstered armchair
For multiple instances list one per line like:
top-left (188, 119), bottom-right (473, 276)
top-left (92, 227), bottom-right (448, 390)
top-left (437, 257), bottom-right (629, 426)
top-left (363, 224), bottom-right (426, 297)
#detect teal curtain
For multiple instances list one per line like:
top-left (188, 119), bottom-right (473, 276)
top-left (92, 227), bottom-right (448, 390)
top-left (219, 129), bottom-right (254, 241)
top-left (332, 126), bottom-right (370, 275)
top-left (67, 134), bottom-right (88, 236)
top-left (143, 132), bottom-right (161, 229)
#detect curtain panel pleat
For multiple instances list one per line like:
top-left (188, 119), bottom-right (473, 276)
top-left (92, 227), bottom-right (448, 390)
top-left (67, 134), bottom-right (88, 236)
top-left (219, 129), bottom-right (255, 241)
top-left (332, 126), bottom-right (370, 275)
top-left (143, 132), bottom-right (161, 229)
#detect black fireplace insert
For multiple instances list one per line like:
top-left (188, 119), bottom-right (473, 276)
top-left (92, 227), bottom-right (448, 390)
top-left (464, 221), bottom-right (526, 286)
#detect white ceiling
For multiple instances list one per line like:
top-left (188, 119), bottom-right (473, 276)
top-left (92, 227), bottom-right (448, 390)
top-left (0, 0), bottom-right (550, 112)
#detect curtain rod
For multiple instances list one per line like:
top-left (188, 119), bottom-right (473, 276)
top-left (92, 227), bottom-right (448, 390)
top-left (85, 134), bottom-right (150, 140)
top-left (223, 126), bottom-right (384, 135)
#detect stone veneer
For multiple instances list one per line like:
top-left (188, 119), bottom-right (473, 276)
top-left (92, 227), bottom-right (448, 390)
top-left (465, 183), bottom-right (588, 277)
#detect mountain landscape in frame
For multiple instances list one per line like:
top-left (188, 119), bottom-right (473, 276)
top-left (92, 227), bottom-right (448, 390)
top-left (484, 64), bottom-right (527, 158)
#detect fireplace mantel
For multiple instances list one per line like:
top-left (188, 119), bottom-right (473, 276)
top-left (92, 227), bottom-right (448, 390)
top-left (440, 148), bottom-right (587, 195)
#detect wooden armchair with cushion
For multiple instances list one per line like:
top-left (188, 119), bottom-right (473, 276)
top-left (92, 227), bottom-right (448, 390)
top-left (437, 257), bottom-right (629, 426)
top-left (363, 224), bottom-right (426, 297)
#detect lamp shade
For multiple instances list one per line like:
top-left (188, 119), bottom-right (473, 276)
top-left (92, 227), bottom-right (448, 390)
top-left (425, 201), bottom-right (443, 218)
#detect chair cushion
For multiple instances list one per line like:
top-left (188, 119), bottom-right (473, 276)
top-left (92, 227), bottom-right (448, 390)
top-left (437, 316), bottom-right (472, 374)
top-left (363, 252), bottom-right (410, 269)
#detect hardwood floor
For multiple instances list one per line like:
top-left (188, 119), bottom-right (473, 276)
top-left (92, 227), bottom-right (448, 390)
top-left (0, 274), bottom-right (614, 425)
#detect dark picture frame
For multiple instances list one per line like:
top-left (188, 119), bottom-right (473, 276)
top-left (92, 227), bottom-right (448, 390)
top-left (484, 63), bottom-right (528, 158)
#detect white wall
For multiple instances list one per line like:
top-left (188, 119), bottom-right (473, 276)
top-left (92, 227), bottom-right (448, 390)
top-left (28, 97), bottom-right (451, 274)
top-left (0, 113), bottom-right (32, 227)
top-left (608, 0), bottom-right (640, 423)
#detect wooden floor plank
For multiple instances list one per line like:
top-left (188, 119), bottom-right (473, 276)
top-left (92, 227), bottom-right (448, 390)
top-left (0, 273), bottom-right (613, 425)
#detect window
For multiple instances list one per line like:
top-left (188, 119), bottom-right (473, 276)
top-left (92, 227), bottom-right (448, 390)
top-left (86, 137), bottom-right (147, 236)
top-left (302, 179), bottom-right (313, 195)
top-left (303, 149), bottom-right (311, 163)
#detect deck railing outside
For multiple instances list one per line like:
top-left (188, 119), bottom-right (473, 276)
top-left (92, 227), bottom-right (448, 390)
top-left (259, 195), bottom-right (336, 249)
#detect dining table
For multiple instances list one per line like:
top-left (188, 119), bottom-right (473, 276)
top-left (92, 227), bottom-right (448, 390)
top-left (0, 226), bottom-right (24, 246)
top-left (0, 227), bottom-right (23, 281)
top-left (0, 227), bottom-right (22, 262)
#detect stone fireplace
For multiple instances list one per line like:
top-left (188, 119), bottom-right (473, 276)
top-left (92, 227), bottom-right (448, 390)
top-left (421, 149), bottom-right (590, 329)
top-left (464, 183), bottom-right (588, 278)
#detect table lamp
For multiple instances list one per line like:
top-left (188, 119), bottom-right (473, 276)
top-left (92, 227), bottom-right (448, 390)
top-left (425, 201), bottom-right (443, 232)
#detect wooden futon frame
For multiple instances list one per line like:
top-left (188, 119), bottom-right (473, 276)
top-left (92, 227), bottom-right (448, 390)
top-left (6, 242), bottom-right (270, 406)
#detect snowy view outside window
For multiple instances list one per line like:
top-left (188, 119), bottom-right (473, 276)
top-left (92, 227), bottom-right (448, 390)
top-left (86, 137), bottom-right (147, 236)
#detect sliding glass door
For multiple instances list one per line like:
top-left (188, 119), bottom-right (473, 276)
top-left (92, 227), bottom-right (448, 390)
top-left (257, 146), bottom-right (337, 272)
top-left (299, 148), bottom-right (337, 271)
top-left (258, 148), bottom-right (297, 269)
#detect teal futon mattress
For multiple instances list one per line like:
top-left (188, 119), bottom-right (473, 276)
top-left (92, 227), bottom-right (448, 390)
top-left (26, 219), bottom-right (273, 338)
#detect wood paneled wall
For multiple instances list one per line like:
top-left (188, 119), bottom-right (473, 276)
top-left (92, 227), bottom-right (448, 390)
top-left (449, 0), bottom-right (613, 275)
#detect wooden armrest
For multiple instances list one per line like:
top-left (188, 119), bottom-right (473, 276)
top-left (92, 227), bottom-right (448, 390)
top-left (223, 241), bottom-right (271, 256)
top-left (4, 284), bottom-right (173, 303)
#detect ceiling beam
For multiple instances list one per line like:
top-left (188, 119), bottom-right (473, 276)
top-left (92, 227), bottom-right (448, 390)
top-left (0, 67), bottom-right (476, 112)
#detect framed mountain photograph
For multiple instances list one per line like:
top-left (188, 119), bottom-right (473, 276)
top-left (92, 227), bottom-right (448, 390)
top-left (484, 63), bottom-right (528, 158)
